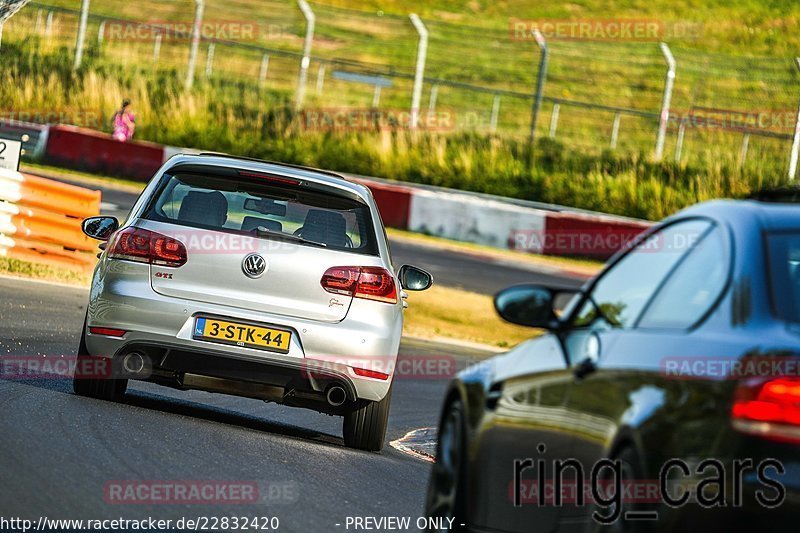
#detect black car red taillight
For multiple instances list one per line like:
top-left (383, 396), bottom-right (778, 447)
top-left (732, 376), bottom-right (800, 444)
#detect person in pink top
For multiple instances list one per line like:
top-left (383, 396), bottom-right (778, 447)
top-left (111, 99), bottom-right (136, 142)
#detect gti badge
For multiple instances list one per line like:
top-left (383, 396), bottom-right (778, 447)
top-left (242, 253), bottom-right (267, 279)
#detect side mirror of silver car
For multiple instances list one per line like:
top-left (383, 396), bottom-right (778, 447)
top-left (398, 265), bottom-right (433, 291)
top-left (82, 216), bottom-right (119, 241)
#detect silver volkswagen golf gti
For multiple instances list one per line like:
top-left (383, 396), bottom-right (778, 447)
top-left (74, 154), bottom-right (432, 451)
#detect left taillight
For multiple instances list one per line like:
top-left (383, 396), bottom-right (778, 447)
top-left (321, 266), bottom-right (397, 304)
top-left (107, 227), bottom-right (187, 267)
top-left (89, 327), bottom-right (126, 337)
top-left (731, 376), bottom-right (800, 444)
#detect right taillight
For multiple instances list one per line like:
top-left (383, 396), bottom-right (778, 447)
top-left (107, 227), bottom-right (187, 267)
top-left (352, 366), bottom-right (390, 380)
top-left (321, 266), bottom-right (397, 304)
top-left (731, 376), bottom-right (800, 444)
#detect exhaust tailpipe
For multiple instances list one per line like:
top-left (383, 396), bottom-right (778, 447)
top-left (326, 385), bottom-right (347, 407)
top-left (122, 352), bottom-right (146, 375)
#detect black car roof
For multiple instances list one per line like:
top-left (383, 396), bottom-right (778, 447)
top-left (678, 199), bottom-right (800, 231)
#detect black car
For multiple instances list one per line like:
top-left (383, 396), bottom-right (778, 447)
top-left (425, 199), bottom-right (800, 532)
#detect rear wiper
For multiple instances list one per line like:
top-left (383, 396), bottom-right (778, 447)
top-left (254, 226), bottom-right (327, 248)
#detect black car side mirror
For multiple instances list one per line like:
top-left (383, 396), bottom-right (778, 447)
top-left (494, 284), bottom-right (570, 330)
top-left (82, 216), bottom-right (119, 241)
top-left (398, 265), bottom-right (433, 291)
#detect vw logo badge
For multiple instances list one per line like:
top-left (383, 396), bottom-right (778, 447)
top-left (242, 253), bottom-right (267, 279)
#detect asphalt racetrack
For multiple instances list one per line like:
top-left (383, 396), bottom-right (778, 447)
top-left (0, 276), bottom-right (489, 529)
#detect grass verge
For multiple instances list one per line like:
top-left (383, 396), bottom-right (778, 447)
top-left (0, 257), bottom-right (92, 285)
top-left (403, 285), bottom-right (535, 349)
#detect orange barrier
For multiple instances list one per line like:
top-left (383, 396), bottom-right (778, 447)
top-left (0, 169), bottom-right (101, 272)
top-left (16, 174), bottom-right (101, 218)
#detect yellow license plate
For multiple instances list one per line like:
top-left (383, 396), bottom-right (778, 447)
top-left (193, 317), bottom-right (291, 353)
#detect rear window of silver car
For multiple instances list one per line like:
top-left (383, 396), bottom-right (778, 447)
top-left (142, 172), bottom-right (379, 255)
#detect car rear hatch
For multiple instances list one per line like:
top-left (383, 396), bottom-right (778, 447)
top-left (136, 165), bottom-right (383, 323)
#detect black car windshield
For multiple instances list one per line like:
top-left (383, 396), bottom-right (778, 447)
top-left (142, 172), bottom-right (378, 255)
top-left (768, 232), bottom-right (800, 323)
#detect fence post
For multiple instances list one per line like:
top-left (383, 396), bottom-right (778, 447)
top-left (428, 84), bottom-right (439, 113)
top-left (0, 24), bottom-right (3, 49)
top-left (610, 112), bottom-right (621, 149)
top-left (409, 14), bottom-right (428, 130)
top-left (153, 33), bottom-right (162, 63)
top-left (295, 0), bottom-right (315, 111)
top-left (739, 133), bottom-right (750, 169)
top-left (655, 42), bottom-right (676, 161)
top-left (788, 58), bottom-right (800, 180)
top-left (205, 43), bottom-right (215, 78)
top-left (73, 0), bottom-right (91, 70)
top-left (97, 20), bottom-right (105, 44)
top-left (529, 29), bottom-right (548, 145)
top-left (316, 64), bottom-right (325, 95)
top-left (35, 9), bottom-right (42, 33)
top-left (674, 117), bottom-right (687, 163)
top-left (372, 83), bottom-right (382, 108)
top-left (185, 0), bottom-right (205, 90)
top-left (548, 103), bottom-right (560, 139)
top-left (490, 94), bottom-right (501, 134)
top-left (259, 54), bottom-right (270, 86)
top-left (45, 11), bottom-right (53, 37)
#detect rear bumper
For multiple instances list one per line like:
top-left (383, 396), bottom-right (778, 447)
top-left (84, 260), bottom-right (402, 402)
top-left (110, 340), bottom-right (361, 414)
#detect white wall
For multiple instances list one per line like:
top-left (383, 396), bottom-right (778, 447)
top-left (408, 189), bottom-right (548, 253)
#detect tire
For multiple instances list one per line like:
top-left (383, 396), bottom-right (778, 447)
top-left (72, 316), bottom-right (94, 397)
top-left (72, 317), bottom-right (127, 402)
top-left (424, 399), bottom-right (467, 532)
top-left (72, 352), bottom-right (96, 397)
top-left (342, 387), bottom-right (392, 452)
